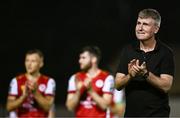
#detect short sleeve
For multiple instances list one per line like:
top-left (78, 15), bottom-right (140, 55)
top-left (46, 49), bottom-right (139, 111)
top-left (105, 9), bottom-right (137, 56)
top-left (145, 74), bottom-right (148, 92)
top-left (8, 78), bottom-right (18, 96)
top-left (116, 46), bottom-right (129, 75)
top-left (102, 75), bottom-right (114, 94)
top-left (67, 75), bottom-right (77, 92)
top-left (9, 111), bottom-right (17, 118)
top-left (113, 89), bottom-right (125, 103)
top-left (160, 50), bottom-right (175, 77)
top-left (45, 78), bottom-right (56, 95)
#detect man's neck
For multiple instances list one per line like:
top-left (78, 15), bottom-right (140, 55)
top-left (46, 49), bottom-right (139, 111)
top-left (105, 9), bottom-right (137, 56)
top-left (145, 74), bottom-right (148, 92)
top-left (140, 38), bottom-right (156, 52)
top-left (86, 67), bottom-right (101, 78)
top-left (26, 72), bottom-right (41, 81)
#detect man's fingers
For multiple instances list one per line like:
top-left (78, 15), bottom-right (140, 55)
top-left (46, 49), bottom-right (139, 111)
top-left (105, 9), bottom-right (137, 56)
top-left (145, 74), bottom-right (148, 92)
top-left (84, 78), bottom-right (91, 88)
top-left (27, 80), bottom-right (37, 90)
top-left (130, 59), bottom-right (136, 65)
top-left (132, 65), bottom-right (140, 73)
top-left (76, 82), bottom-right (82, 90)
top-left (141, 61), bottom-right (146, 67)
top-left (136, 60), bottom-right (140, 67)
top-left (130, 59), bottom-right (136, 62)
top-left (129, 59), bottom-right (136, 68)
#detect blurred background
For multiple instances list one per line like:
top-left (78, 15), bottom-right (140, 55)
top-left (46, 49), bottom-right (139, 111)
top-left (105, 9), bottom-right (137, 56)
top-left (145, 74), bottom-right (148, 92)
top-left (1, 0), bottom-right (180, 117)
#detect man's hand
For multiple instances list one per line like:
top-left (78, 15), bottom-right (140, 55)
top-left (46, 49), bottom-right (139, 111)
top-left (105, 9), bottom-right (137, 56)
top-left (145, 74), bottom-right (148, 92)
top-left (75, 78), bottom-right (88, 95)
top-left (76, 80), bottom-right (84, 91)
top-left (128, 59), bottom-right (138, 78)
top-left (139, 61), bottom-right (148, 76)
top-left (75, 77), bottom-right (92, 94)
top-left (83, 77), bottom-right (92, 90)
top-left (27, 79), bottom-right (38, 93)
top-left (22, 82), bottom-right (29, 98)
top-left (128, 59), bottom-right (148, 78)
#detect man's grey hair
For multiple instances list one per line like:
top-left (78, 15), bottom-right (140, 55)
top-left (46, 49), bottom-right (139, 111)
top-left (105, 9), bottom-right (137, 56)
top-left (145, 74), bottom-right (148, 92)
top-left (138, 8), bottom-right (161, 27)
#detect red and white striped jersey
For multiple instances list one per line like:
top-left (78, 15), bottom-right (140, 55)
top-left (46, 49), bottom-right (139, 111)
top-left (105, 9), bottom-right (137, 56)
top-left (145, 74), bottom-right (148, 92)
top-left (67, 70), bottom-right (114, 118)
top-left (8, 74), bottom-right (56, 117)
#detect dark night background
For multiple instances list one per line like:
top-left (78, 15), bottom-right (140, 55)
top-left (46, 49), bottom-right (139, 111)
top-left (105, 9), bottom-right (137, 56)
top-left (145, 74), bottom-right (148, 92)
top-left (1, 0), bottom-right (180, 117)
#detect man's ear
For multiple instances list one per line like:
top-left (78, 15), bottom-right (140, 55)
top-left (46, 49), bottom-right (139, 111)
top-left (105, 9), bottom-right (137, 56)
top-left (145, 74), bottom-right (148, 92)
top-left (40, 60), bottom-right (44, 68)
top-left (154, 25), bottom-right (160, 34)
top-left (92, 56), bottom-right (97, 64)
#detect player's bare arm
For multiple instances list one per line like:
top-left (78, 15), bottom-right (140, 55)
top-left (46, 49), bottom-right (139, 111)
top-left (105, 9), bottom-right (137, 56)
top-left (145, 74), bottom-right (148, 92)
top-left (146, 73), bottom-right (173, 93)
top-left (88, 89), bottom-right (112, 110)
top-left (115, 59), bottom-right (139, 90)
top-left (66, 78), bottom-right (84, 111)
top-left (33, 91), bottom-right (54, 112)
top-left (6, 84), bottom-right (28, 111)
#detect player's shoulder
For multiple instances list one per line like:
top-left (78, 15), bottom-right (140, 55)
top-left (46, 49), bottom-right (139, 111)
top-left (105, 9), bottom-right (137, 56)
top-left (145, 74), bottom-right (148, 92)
top-left (16, 73), bottom-right (26, 80)
top-left (40, 74), bottom-right (51, 79)
top-left (40, 74), bottom-right (55, 82)
top-left (100, 69), bottom-right (110, 76)
top-left (41, 74), bottom-right (49, 79)
top-left (99, 70), bottom-right (115, 80)
top-left (75, 71), bottom-right (86, 79)
top-left (75, 71), bottom-right (86, 76)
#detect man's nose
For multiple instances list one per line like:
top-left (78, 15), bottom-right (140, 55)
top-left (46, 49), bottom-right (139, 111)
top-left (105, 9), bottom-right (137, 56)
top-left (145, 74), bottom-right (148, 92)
top-left (138, 24), bottom-right (143, 30)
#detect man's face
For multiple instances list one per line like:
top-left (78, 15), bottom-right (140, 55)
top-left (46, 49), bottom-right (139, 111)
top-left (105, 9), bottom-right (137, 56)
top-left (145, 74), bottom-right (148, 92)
top-left (135, 17), bottom-right (159, 41)
top-left (79, 51), bottom-right (92, 71)
top-left (25, 53), bottom-right (43, 74)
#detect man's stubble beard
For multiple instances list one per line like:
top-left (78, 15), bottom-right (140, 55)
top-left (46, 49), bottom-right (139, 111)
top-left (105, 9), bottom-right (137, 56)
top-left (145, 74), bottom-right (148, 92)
top-left (81, 63), bottom-right (92, 72)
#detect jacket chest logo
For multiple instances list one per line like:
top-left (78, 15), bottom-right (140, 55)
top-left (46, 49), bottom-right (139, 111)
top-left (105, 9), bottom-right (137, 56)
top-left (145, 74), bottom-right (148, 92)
top-left (95, 79), bottom-right (104, 88)
top-left (38, 84), bottom-right (46, 92)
